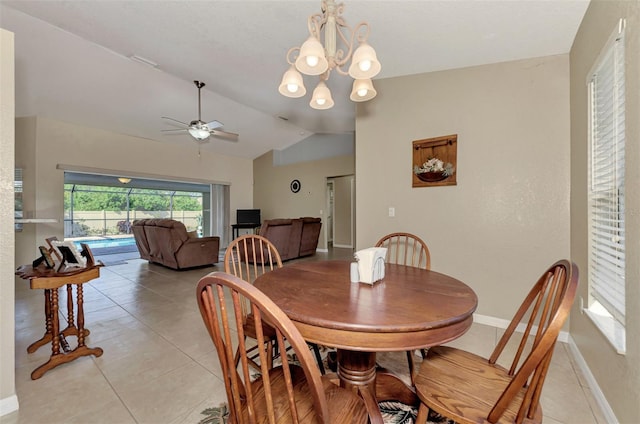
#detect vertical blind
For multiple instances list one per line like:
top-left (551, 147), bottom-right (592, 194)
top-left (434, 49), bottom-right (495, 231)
top-left (588, 22), bottom-right (626, 325)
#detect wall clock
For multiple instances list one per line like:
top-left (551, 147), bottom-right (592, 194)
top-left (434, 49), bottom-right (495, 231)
top-left (290, 179), bottom-right (301, 193)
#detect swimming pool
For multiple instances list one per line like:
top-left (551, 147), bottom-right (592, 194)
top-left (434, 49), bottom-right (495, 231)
top-left (73, 237), bottom-right (137, 251)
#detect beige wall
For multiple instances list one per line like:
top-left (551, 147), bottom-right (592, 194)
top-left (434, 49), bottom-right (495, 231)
top-left (355, 55), bottom-right (571, 320)
top-left (0, 28), bottom-right (17, 415)
top-left (14, 117), bottom-right (254, 267)
top-left (570, 1), bottom-right (640, 422)
top-left (253, 151), bottom-right (354, 250)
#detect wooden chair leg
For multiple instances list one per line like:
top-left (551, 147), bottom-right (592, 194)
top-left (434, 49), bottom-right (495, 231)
top-left (266, 340), bottom-right (273, 369)
top-left (311, 343), bottom-right (325, 374)
top-left (406, 350), bottom-right (416, 386)
top-left (415, 403), bottom-right (429, 423)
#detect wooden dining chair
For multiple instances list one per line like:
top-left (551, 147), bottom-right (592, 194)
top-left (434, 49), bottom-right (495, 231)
top-left (224, 235), bottom-right (325, 374)
top-left (375, 232), bottom-right (431, 270)
top-left (197, 272), bottom-right (368, 423)
top-left (414, 259), bottom-right (579, 424)
top-left (375, 232), bottom-right (431, 383)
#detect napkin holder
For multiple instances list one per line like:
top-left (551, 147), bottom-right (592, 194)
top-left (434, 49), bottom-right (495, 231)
top-left (354, 247), bottom-right (387, 284)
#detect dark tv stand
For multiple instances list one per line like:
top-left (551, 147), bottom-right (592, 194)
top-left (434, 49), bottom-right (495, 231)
top-left (231, 223), bottom-right (261, 240)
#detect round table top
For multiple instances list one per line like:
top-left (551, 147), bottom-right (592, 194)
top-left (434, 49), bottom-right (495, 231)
top-left (254, 260), bottom-right (478, 351)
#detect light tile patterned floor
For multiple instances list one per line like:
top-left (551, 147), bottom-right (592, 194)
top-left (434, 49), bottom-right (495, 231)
top-left (4, 248), bottom-right (606, 424)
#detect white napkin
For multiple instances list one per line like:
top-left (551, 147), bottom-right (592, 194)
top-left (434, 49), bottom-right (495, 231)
top-left (354, 247), bottom-right (387, 284)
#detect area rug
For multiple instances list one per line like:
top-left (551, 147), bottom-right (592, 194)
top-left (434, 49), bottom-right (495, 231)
top-left (198, 401), bottom-right (455, 424)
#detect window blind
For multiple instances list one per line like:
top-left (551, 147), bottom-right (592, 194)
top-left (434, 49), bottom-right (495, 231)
top-left (588, 22), bottom-right (625, 324)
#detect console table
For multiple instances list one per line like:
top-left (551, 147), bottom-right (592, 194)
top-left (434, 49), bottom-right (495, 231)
top-left (16, 262), bottom-right (104, 380)
top-left (231, 223), bottom-right (260, 240)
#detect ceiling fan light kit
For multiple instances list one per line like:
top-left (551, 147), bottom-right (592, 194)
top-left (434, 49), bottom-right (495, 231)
top-left (280, 0), bottom-right (381, 110)
top-left (161, 81), bottom-right (239, 144)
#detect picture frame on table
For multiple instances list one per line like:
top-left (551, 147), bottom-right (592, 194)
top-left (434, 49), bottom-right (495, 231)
top-left (51, 240), bottom-right (87, 270)
top-left (80, 243), bottom-right (96, 266)
top-left (38, 245), bottom-right (56, 268)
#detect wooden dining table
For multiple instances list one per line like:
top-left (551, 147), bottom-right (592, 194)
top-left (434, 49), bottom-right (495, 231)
top-left (253, 260), bottom-right (478, 423)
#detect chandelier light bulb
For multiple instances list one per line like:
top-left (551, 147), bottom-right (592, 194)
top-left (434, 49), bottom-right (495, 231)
top-left (310, 81), bottom-right (334, 110)
top-left (279, 65), bottom-right (306, 98)
top-left (306, 55), bottom-right (319, 67)
top-left (359, 60), bottom-right (372, 72)
top-left (348, 42), bottom-right (381, 79)
top-left (296, 36), bottom-right (328, 76)
top-left (350, 78), bottom-right (377, 102)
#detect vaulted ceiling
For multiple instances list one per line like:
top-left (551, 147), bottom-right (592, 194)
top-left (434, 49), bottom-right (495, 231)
top-left (0, 1), bottom-right (589, 159)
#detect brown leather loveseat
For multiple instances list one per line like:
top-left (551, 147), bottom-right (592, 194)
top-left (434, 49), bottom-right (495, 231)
top-left (132, 218), bottom-right (220, 270)
top-left (258, 217), bottom-right (321, 261)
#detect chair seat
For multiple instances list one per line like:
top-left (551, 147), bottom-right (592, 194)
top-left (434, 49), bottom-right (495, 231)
top-left (241, 365), bottom-right (368, 423)
top-left (244, 313), bottom-right (278, 339)
top-left (414, 346), bottom-right (542, 424)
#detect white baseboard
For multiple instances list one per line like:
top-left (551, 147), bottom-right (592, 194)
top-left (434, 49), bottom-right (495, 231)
top-left (473, 313), bottom-right (570, 343)
top-left (0, 395), bottom-right (19, 417)
top-left (474, 313), bottom-right (615, 423)
top-left (567, 336), bottom-right (619, 424)
top-left (332, 244), bottom-right (353, 249)
top-left (316, 248), bottom-right (328, 253)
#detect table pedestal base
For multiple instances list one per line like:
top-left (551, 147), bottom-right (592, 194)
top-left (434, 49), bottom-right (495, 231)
top-left (337, 350), bottom-right (418, 424)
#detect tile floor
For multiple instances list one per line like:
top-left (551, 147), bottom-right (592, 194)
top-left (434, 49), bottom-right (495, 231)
top-left (3, 247), bottom-right (606, 424)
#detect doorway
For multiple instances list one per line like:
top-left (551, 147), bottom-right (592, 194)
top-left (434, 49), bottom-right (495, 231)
top-left (326, 175), bottom-right (354, 249)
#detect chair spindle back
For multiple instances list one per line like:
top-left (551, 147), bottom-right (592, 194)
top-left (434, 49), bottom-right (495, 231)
top-left (197, 272), bottom-right (328, 424)
top-left (375, 232), bottom-right (431, 270)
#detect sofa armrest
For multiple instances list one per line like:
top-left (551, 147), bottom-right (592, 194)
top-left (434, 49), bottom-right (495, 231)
top-left (175, 236), bottom-right (220, 268)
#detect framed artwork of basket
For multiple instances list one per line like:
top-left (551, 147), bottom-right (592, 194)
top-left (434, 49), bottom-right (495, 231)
top-left (412, 134), bottom-right (457, 187)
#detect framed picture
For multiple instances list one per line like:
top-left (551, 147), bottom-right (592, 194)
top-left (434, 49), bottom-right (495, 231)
top-left (38, 245), bottom-right (56, 268)
top-left (80, 243), bottom-right (96, 266)
top-left (52, 240), bottom-right (87, 268)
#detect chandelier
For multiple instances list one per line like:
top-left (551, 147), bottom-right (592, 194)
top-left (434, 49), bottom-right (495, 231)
top-left (278, 0), bottom-right (381, 110)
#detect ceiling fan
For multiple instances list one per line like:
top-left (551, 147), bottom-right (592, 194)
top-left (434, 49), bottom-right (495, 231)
top-left (162, 80), bottom-right (238, 143)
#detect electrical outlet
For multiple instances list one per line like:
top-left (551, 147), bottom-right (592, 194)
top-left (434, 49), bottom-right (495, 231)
top-left (388, 207), bottom-right (395, 217)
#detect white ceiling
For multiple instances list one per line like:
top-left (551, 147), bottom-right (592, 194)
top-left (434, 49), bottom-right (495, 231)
top-left (0, 0), bottom-right (589, 159)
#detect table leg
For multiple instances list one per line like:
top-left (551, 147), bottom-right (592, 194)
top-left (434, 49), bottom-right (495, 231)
top-left (60, 283), bottom-right (89, 338)
top-left (337, 350), bottom-right (384, 424)
top-left (27, 289), bottom-right (53, 354)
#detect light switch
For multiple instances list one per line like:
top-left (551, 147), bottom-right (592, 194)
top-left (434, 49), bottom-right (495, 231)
top-left (388, 207), bottom-right (395, 217)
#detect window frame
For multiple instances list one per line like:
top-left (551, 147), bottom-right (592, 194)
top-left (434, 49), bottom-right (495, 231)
top-left (585, 18), bottom-right (626, 354)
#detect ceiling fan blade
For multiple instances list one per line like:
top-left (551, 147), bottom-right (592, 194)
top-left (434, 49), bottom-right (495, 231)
top-left (161, 128), bottom-right (188, 133)
top-left (206, 120), bottom-right (223, 130)
top-left (211, 129), bottom-right (239, 142)
top-left (161, 116), bottom-right (189, 127)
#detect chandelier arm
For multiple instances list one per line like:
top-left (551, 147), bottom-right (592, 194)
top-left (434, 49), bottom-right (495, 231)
top-left (329, 21), bottom-right (369, 75)
top-left (285, 47), bottom-right (301, 66)
top-left (342, 22), bottom-right (370, 62)
top-left (307, 13), bottom-right (325, 39)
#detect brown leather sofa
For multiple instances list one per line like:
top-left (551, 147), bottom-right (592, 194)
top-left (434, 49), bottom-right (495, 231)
top-left (132, 218), bottom-right (220, 270)
top-left (258, 217), bottom-right (321, 261)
